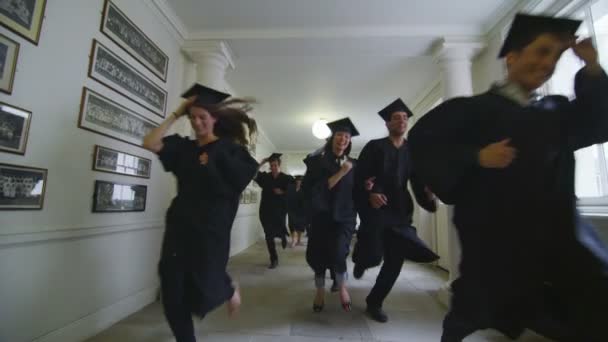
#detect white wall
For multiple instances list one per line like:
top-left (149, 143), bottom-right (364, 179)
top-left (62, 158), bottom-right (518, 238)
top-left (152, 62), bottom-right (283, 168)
top-left (1, 1), bottom-right (192, 341)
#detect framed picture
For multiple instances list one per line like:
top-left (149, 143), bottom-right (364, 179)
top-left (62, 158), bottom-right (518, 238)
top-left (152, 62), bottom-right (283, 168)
top-left (93, 145), bottom-right (151, 179)
top-left (0, 101), bottom-right (31, 155)
top-left (0, 33), bottom-right (19, 94)
top-left (78, 87), bottom-right (158, 149)
top-left (0, 163), bottom-right (47, 210)
top-left (92, 179), bottom-right (146, 213)
top-left (101, 0), bottom-right (169, 82)
top-left (0, 0), bottom-right (46, 45)
top-left (88, 39), bottom-right (167, 118)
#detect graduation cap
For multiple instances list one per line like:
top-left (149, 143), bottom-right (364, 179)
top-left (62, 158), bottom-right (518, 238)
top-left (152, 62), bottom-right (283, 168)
top-left (181, 83), bottom-right (231, 106)
top-left (498, 13), bottom-right (581, 58)
top-left (326, 117), bottom-right (360, 137)
top-left (378, 98), bottom-right (413, 121)
top-left (267, 153), bottom-right (282, 162)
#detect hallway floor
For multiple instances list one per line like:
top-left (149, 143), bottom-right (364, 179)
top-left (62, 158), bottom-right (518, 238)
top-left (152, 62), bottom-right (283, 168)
top-left (87, 240), bottom-right (552, 342)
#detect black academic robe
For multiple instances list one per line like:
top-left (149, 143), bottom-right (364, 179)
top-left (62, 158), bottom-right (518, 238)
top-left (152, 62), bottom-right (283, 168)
top-left (352, 137), bottom-right (439, 269)
top-left (254, 172), bottom-right (292, 238)
top-left (302, 151), bottom-right (357, 273)
top-left (157, 135), bottom-right (258, 317)
top-left (408, 68), bottom-right (608, 339)
top-left (287, 183), bottom-right (308, 232)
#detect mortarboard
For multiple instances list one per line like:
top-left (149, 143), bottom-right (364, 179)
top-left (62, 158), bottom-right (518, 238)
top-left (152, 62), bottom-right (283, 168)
top-left (378, 98), bottom-right (413, 121)
top-left (499, 13), bottom-right (581, 58)
top-left (268, 153), bottom-right (282, 162)
top-left (181, 83), bottom-right (231, 106)
top-left (326, 117), bottom-right (360, 137)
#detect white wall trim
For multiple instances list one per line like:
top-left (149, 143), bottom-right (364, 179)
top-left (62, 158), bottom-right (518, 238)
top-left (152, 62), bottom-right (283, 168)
top-left (32, 286), bottom-right (158, 342)
top-left (0, 221), bottom-right (164, 248)
top-left (187, 25), bottom-right (484, 41)
top-left (146, 0), bottom-right (189, 43)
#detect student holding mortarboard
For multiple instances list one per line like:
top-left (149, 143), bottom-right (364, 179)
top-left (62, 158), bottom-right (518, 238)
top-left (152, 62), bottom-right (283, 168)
top-left (301, 117), bottom-right (359, 313)
top-left (351, 98), bottom-right (438, 323)
top-left (254, 152), bottom-right (292, 268)
top-left (143, 84), bottom-right (259, 342)
top-left (287, 175), bottom-right (308, 247)
top-left (408, 13), bottom-right (608, 341)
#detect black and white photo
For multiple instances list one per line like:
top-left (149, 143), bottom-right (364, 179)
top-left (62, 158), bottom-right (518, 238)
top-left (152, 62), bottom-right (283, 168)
top-left (88, 39), bottom-right (167, 118)
top-left (0, 163), bottom-right (47, 210)
top-left (0, 101), bottom-right (31, 155)
top-left (101, 0), bottom-right (169, 82)
top-left (0, 0), bottom-right (46, 45)
top-left (78, 87), bottom-right (158, 148)
top-left (93, 145), bottom-right (151, 178)
top-left (0, 33), bottom-right (19, 94)
top-left (92, 180), bottom-right (146, 213)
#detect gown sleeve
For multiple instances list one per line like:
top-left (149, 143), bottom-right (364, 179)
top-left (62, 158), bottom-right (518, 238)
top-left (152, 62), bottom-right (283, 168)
top-left (301, 156), bottom-right (331, 214)
top-left (157, 134), bottom-right (187, 173)
top-left (201, 142), bottom-right (259, 197)
top-left (409, 170), bottom-right (437, 213)
top-left (408, 98), bottom-right (482, 204)
top-left (567, 67), bottom-right (608, 150)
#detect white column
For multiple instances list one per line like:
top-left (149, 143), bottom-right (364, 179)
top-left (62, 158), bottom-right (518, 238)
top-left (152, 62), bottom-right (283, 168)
top-left (183, 41), bottom-right (235, 92)
top-left (432, 38), bottom-right (483, 306)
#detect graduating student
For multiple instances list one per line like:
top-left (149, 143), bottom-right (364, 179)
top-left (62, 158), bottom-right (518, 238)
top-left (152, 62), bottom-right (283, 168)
top-left (352, 98), bottom-right (438, 323)
top-left (143, 84), bottom-right (259, 342)
top-left (287, 175), bottom-right (308, 247)
top-left (254, 153), bottom-right (292, 268)
top-left (408, 13), bottom-right (608, 342)
top-left (302, 117), bottom-right (359, 313)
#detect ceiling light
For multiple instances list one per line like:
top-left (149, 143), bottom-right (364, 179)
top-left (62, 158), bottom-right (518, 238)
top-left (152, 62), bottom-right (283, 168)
top-left (312, 119), bottom-right (331, 140)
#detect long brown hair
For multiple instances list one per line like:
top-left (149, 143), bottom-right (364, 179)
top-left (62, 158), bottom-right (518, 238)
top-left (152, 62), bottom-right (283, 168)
top-left (194, 98), bottom-right (258, 146)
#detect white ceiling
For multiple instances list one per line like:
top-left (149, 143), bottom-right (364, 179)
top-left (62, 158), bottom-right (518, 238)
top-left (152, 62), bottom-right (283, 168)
top-left (165, 0), bottom-right (519, 152)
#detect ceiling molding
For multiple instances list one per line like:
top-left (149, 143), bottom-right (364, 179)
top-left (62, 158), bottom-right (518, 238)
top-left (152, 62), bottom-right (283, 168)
top-left (484, 0), bottom-right (546, 40)
top-left (186, 25), bottom-right (485, 41)
top-left (146, 0), bottom-right (190, 43)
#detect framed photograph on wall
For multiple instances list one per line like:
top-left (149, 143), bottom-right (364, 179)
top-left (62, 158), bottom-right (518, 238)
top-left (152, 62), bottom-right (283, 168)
top-left (78, 87), bottom-right (158, 149)
top-left (0, 0), bottom-right (46, 45)
top-left (88, 39), bottom-right (167, 118)
top-left (0, 101), bottom-right (31, 155)
top-left (93, 145), bottom-right (151, 179)
top-left (92, 179), bottom-right (147, 213)
top-left (0, 33), bottom-right (20, 94)
top-left (0, 163), bottom-right (47, 210)
top-left (101, 0), bottom-right (169, 82)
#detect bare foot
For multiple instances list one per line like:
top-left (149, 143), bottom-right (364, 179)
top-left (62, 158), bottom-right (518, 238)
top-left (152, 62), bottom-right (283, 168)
top-left (227, 284), bottom-right (241, 318)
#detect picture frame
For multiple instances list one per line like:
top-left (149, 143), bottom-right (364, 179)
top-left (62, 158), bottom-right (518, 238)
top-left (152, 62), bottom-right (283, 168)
top-left (88, 39), bottom-right (167, 118)
top-left (0, 163), bottom-right (47, 210)
top-left (0, 33), bottom-right (19, 94)
top-left (93, 145), bottom-right (151, 179)
top-left (78, 87), bottom-right (158, 149)
top-left (0, 101), bottom-right (32, 155)
top-left (100, 0), bottom-right (169, 82)
top-left (0, 0), bottom-right (46, 45)
top-left (92, 179), bottom-right (147, 213)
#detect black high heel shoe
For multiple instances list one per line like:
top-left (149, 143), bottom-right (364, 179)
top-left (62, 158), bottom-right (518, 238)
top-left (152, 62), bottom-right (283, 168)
top-left (313, 301), bottom-right (324, 312)
top-left (341, 301), bottom-right (352, 312)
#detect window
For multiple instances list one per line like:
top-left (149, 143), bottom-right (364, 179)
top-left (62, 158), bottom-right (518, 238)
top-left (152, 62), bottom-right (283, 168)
top-left (544, 0), bottom-right (608, 208)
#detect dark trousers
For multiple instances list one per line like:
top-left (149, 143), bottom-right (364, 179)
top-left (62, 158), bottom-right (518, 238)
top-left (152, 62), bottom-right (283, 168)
top-left (265, 235), bottom-right (286, 262)
top-left (366, 228), bottom-right (405, 309)
top-left (159, 263), bottom-right (196, 342)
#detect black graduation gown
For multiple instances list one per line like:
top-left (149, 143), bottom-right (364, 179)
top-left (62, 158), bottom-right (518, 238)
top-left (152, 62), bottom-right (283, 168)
top-left (254, 172), bottom-right (292, 238)
top-left (352, 138), bottom-right (439, 269)
top-left (287, 183), bottom-right (308, 232)
top-left (157, 135), bottom-right (258, 317)
top-left (408, 69), bottom-right (608, 338)
top-left (302, 151), bottom-right (357, 273)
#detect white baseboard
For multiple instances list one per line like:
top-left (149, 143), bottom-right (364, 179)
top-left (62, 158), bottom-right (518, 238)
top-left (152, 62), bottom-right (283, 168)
top-left (33, 287), bottom-right (158, 342)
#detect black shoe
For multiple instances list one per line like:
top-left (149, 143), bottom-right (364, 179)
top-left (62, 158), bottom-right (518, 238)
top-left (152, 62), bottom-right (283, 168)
top-left (353, 264), bottom-right (365, 279)
top-left (313, 302), bottom-right (324, 313)
top-left (268, 260), bottom-right (278, 269)
top-left (281, 238), bottom-right (287, 249)
top-left (366, 307), bottom-right (388, 323)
